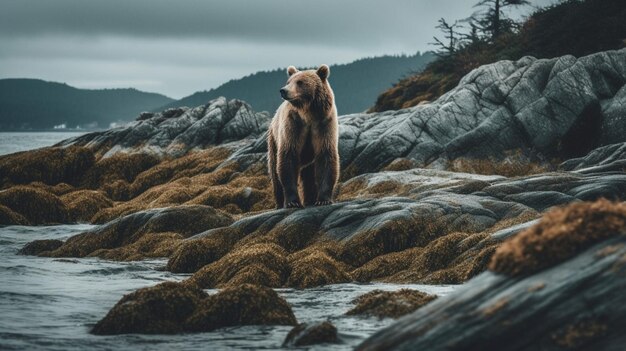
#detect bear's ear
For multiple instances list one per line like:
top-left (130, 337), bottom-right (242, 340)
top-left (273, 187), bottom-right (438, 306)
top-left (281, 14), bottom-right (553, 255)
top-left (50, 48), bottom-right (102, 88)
top-left (287, 66), bottom-right (298, 77)
top-left (317, 64), bottom-right (330, 80)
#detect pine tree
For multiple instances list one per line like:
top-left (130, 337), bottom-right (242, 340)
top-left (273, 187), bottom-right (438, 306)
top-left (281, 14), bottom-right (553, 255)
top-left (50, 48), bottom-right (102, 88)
top-left (430, 18), bottom-right (461, 57)
top-left (474, 0), bottom-right (530, 40)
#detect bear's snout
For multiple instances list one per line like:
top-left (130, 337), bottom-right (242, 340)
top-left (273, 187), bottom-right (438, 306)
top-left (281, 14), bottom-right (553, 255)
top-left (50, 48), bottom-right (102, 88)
top-left (279, 88), bottom-right (288, 99)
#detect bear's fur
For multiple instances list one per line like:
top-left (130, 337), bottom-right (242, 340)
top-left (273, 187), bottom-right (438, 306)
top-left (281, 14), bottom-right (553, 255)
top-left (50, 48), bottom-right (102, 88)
top-left (267, 65), bottom-right (340, 209)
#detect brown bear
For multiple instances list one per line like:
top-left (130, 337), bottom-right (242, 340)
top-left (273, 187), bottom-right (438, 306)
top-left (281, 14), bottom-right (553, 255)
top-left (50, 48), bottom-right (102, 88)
top-left (267, 64), bottom-right (340, 209)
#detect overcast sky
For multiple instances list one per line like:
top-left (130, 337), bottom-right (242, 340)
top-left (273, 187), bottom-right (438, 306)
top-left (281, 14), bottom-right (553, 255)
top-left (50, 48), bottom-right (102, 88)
top-left (0, 0), bottom-right (555, 99)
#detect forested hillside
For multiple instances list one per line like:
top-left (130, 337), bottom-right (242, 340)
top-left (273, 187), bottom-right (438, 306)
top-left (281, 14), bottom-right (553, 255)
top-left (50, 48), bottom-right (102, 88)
top-left (0, 79), bottom-right (173, 130)
top-left (159, 52), bottom-right (435, 115)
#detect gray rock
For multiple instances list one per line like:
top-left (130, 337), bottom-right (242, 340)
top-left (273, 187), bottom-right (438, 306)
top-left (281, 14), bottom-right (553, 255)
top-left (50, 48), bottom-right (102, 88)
top-left (334, 49), bottom-right (626, 175)
top-left (58, 97), bottom-right (271, 158)
top-left (490, 219), bottom-right (539, 241)
top-left (561, 142), bottom-right (626, 173)
top-left (59, 50), bottom-right (626, 178)
top-left (357, 236), bottom-right (626, 351)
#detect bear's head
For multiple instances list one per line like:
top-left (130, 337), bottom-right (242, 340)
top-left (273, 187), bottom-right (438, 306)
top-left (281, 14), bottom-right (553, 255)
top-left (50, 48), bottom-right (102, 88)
top-left (279, 65), bottom-right (332, 111)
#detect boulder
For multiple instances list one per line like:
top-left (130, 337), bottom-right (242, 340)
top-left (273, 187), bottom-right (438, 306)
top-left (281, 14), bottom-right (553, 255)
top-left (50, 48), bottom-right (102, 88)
top-left (18, 239), bottom-right (64, 255)
top-left (0, 186), bottom-right (68, 225)
top-left (185, 283), bottom-right (297, 332)
top-left (283, 321), bottom-right (340, 347)
top-left (60, 190), bottom-right (113, 222)
top-left (59, 97), bottom-right (272, 158)
top-left (490, 199), bottom-right (626, 276)
top-left (92, 282), bottom-right (297, 335)
top-left (346, 289), bottom-right (437, 319)
top-left (91, 282), bottom-right (205, 335)
top-left (0, 146), bottom-right (94, 186)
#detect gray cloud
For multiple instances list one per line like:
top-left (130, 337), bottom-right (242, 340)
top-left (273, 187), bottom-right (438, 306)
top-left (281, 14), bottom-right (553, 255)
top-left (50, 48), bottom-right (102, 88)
top-left (0, 0), bottom-right (555, 98)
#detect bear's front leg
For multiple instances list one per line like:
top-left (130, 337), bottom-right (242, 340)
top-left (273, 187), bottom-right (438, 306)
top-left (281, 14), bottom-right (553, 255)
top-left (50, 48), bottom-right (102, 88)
top-left (278, 149), bottom-right (303, 208)
top-left (314, 148), bottom-right (339, 206)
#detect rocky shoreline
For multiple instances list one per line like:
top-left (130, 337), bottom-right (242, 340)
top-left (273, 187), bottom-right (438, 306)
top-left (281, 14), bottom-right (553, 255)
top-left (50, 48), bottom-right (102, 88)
top-left (2, 49), bottom-right (626, 348)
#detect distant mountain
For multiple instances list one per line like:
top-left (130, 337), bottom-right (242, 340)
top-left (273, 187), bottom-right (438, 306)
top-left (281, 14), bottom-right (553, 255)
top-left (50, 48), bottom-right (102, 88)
top-left (158, 52), bottom-right (436, 115)
top-left (0, 79), bottom-right (174, 130)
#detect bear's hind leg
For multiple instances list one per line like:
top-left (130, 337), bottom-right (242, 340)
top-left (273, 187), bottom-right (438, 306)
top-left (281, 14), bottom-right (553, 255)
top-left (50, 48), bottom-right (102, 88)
top-left (278, 149), bottom-right (303, 208)
top-left (268, 134), bottom-right (284, 209)
top-left (300, 164), bottom-right (318, 207)
top-left (314, 149), bottom-right (339, 206)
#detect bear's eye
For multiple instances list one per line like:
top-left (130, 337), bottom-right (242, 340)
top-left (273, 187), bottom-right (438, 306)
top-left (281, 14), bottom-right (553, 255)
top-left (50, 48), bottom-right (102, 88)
top-left (296, 80), bottom-right (303, 86)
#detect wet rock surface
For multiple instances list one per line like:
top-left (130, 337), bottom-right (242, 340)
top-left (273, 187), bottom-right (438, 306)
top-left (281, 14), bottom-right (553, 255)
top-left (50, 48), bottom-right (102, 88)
top-left (283, 321), bottom-right (340, 347)
top-left (33, 205), bottom-right (232, 259)
top-left (17, 239), bottom-right (64, 256)
top-left (357, 201), bottom-right (626, 350)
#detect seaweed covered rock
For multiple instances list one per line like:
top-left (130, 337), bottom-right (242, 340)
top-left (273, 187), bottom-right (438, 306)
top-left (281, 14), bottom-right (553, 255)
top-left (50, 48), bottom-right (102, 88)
top-left (160, 189), bottom-right (551, 288)
top-left (18, 239), bottom-right (64, 255)
top-left (188, 243), bottom-right (289, 288)
top-left (490, 199), bottom-right (626, 276)
top-left (357, 200), bottom-right (626, 351)
top-left (60, 190), bottom-right (113, 222)
top-left (92, 282), bottom-right (297, 335)
top-left (90, 232), bottom-right (184, 261)
top-left (0, 146), bottom-right (94, 186)
top-left (39, 205), bottom-right (232, 258)
top-left (88, 149), bottom-right (273, 222)
top-left (0, 186), bottom-right (68, 224)
top-left (166, 227), bottom-right (246, 273)
top-left (0, 204), bottom-right (28, 225)
top-left (81, 152), bottom-right (159, 199)
top-left (346, 289), bottom-right (437, 319)
top-left (92, 282), bottom-right (205, 335)
top-left (185, 284), bottom-right (297, 332)
top-left (283, 321), bottom-right (340, 347)
top-left (287, 248), bottom-right (352, 289)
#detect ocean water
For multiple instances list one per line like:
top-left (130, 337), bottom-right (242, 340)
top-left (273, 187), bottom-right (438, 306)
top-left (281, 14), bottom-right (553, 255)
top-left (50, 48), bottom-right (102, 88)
top-left (0, 224), bottom-right (457, 350)
top-left (0, 132), bottom-right (86, 156)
